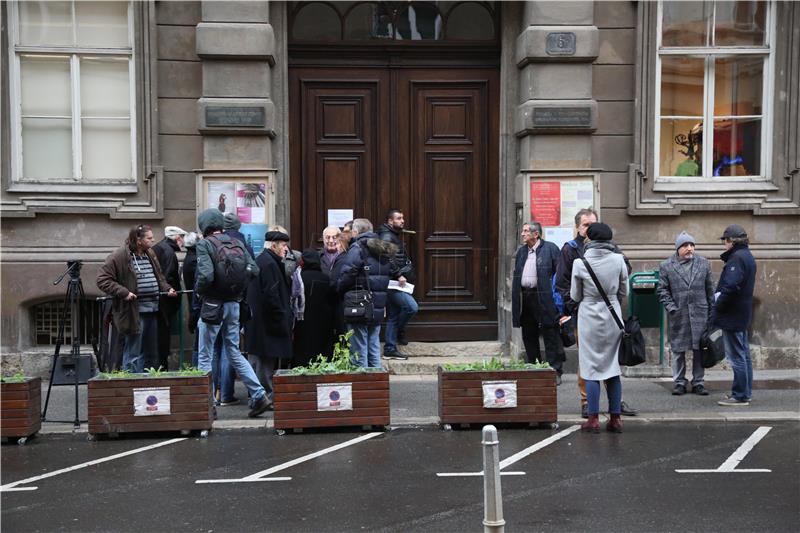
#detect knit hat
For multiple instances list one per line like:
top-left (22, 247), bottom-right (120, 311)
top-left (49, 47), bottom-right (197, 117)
top-left (223, 212), bottom-right (242, 231)
top-left (164, 226), bottom-right (187, 238)
top-left (587, 222), bottom-right (613, 241)
top-left (675, 231), bottom-right (695, 250)
top-left (197, 208), bottom-right (225, 234)
top-left (264, 231), bottom-right (290, 242)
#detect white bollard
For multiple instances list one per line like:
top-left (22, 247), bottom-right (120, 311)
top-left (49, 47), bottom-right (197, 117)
top-left (482, 425), bottom-right (505, 533)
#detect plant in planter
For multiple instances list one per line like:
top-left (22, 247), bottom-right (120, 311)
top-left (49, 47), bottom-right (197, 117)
top-left (273, 331), bottom-right (390, 432)
top-left (87, 365), bottom-right (213, 439)
top-left (438, 357), bottom-right (557, 427)
top-left (1, 374), bottom-right (42, 445)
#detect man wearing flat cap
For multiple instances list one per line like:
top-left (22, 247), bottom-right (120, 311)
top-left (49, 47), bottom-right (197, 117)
top-left (153, 225), bottom-right (187, 369)
top-left (712, 224), bottom-right (757, 406)
top-left (657, 231), bottom-right (715, 396)
top-left (244, 230), bottom-right (294, 404)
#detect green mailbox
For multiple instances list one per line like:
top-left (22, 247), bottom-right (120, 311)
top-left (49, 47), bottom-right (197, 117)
top-left (628, 271), bottom-right (661, 328)
top-left (628, 270), bottom-right (665, 365)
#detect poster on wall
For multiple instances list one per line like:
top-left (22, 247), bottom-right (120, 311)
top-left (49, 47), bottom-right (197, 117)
top-left (207, 182), bottom-right (236, 215)
top-left (530, 178), bottom-right (595, 250)
top-left (236, 183), bottom-right (267, 224)
top-left (240, 223), bottom-right (268, 256)
top-left (204, 179), bottom-right (270, 256)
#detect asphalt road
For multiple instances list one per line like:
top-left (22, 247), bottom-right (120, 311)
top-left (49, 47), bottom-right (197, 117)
top-left (2, 421), bottom-right (799, 532)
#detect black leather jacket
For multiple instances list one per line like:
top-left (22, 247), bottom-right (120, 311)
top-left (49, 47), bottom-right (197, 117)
top-left (377, 223), bottom-right (415, 283)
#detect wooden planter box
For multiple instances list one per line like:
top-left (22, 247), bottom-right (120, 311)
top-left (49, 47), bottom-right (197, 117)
top-left (1, 377), bottom-right (41, 444)
top-left (88, 373), bottom-right (212, 437)
top-left (273, 370), bottom-right (390, 431)
top-left (438, 367), bottom-right (557, 426)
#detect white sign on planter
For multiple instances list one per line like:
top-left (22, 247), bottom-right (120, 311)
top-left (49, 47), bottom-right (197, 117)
top-left (133, 387), bottom-right (171, 416)
top-left (317, 383), bottom-right (353, 411)
top-left (482, 381), bottom-right (518, 409)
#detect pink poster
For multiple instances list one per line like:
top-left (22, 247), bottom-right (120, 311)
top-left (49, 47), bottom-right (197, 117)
top-left (530, 181), bottom-right (561, 227)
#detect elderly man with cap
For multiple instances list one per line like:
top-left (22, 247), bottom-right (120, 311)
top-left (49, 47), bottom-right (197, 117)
top-left (657, 231), bottom-right (715, 396)
top-left (152, 225), bottom-right (187, 369)
top-left (711, 224), bottom-right (757, 406)
top-left (244, 230), bottom-right (293, 404)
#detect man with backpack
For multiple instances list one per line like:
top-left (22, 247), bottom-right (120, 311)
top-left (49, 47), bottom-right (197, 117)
top-left (195, 208), bottom-right (271, 417)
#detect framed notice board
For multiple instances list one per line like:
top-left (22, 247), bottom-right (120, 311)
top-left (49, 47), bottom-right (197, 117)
top-left (528, 174), bottom-right (598, 250)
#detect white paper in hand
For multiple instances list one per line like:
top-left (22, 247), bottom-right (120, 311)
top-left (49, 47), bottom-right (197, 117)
top-left (388, 280), bottom-right (414, 294)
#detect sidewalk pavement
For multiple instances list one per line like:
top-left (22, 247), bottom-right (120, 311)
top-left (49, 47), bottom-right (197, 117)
top-left (33, 369), bottom-right (800, 434)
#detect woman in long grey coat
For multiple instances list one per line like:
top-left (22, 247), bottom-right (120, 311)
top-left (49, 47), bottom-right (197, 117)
top-left (570, 223), bottom-right (629, 433)
top-left (656, 231), bottom-right (715, 395)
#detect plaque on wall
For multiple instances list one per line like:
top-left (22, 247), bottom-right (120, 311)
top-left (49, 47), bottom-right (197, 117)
top-left (545, 32), bottom-right (576, 56)
top-left (532, 107), bottom-right (592, 128)
top-left (205, 106), bottom-right (265, 127)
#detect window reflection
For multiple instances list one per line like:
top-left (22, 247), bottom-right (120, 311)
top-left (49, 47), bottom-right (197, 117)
top-left (345, 2), bottom-right (393, 39)
top-left (395, 3), bottom-right (442, 40)
top-left (446, 2), bottom-right (494, 40)
top-left (293, 2), bottom-right (341, 41)
top-left (662, 1), bottom-right (711, 47)
top-left (714, 1), bottom-right (766, 46)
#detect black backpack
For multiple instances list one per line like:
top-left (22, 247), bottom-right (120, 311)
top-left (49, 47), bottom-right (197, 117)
top-left (207, 235), bottom-right (249, 299)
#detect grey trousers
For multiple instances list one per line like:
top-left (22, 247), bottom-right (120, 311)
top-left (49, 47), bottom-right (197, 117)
top-left (248, 355), bottom-right (281, 402)
top-left (672, 350), bottom-right (705, 387)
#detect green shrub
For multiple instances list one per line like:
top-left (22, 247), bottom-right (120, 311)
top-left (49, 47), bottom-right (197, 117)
top-left (0, 373), bottom-right (29, 383)
top-left (290, 330), bottom-right (377, 375)
top-left (442, 357), bottom-right (550, 372)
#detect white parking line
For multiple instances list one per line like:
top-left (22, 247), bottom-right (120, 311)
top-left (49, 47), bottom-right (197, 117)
top-left (676, 426), bottom-right (773, 474)
top-left (436, 425), bottom-right (580, 477)
top-left (195, 432), bottom-right (382, 484)
top-left (1, 438), bottom-right (188, 492)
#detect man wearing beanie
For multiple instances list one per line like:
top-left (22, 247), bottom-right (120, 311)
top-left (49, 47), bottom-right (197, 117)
top-left (657, 231), bottom-right (715, 396)
top-left (223, 212), bottom-right (255, 259)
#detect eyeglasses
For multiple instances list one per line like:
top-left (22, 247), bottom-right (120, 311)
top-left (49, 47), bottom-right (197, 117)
top-left (323, 235), bottom-right (339, 241)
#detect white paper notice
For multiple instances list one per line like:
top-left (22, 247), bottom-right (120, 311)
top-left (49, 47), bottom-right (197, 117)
top-left (387, 280), bottom-right (415, 294)
top-left (133, 387), bottom-right (171, 416)
top-left (482, 380), bottom-right (518, 409)
top-left (545, 227), bottom-right (575, 251)
top-left (327, 209), bottom-right (354, 229)
top-left (559, 180), bottom-right (594, 227)
top-left (316, 383), bottom-right (353, 411)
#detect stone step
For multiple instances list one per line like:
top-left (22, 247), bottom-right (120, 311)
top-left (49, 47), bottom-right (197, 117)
top-left (389, 340), bottom-right (504, 358)
top-left (384, 354), bottom-right (513, 375)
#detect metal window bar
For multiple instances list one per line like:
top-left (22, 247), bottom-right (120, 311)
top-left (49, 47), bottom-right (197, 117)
top-left (33, 299), bottom-right (101, 346)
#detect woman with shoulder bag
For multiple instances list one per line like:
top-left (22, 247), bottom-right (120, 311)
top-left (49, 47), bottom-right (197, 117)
top-left (570, 223), bottom-right (629, 433)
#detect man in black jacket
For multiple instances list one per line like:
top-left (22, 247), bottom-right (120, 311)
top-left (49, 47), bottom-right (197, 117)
top-left (152, 226), bottom-right (186, 369)
top-left (378, 209), bottom-right (418, 359)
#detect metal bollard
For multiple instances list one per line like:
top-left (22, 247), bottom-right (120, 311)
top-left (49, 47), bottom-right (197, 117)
top-left (482, 425), bottom-right (505, 533)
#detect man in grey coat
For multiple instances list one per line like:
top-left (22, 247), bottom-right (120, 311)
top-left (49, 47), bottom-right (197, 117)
top-left (657, 231), bottom-right (715, 396)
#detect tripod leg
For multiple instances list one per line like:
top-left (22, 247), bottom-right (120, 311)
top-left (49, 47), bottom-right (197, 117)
top-left (42, 287), bottom-right (71, 421)
top-left (71, 280), bottom-right (82, 428)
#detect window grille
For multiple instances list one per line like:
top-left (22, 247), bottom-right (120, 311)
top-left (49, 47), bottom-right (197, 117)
top-left (32, 299), bottom-right (101, 346)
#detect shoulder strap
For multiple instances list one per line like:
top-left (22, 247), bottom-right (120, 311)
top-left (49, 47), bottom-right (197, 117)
top-left (353, 243), bottom-right (373, 295)
top-left (579, 256), bottom-right (624, 331)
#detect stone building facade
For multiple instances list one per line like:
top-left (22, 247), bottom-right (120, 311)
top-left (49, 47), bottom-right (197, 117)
top-left (1, 1), bottom-right (798, 374)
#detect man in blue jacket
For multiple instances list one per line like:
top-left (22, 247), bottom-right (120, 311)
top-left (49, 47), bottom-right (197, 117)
top-left (712, 224), bottom-right (757, 406)
top-left (512, 221), bottom-right (565, 383)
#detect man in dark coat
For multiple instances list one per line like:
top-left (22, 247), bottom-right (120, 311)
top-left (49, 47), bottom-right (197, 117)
top-left (657, 231), bottom-right (715, 396)
top-left (223, 212), bottom-right (255, 259)
top-left (152, 226), bottom-right (186, 369)
top-left (335, 218), bottom-right (396, 368)
top-left (182, 231), bottom-right (200, 367)
top-left (554, 208), bottom-right (638, 417)
top-left (712, 224), bottom-right (757, 406)
top-left (512, 221), bottom-right (565, 381)
top-left (245, 230), bottom-right (293, 403)
top-left (292, 249), bottom-right (336, 366)
top-left (378, 209), bottom-right (418, 359)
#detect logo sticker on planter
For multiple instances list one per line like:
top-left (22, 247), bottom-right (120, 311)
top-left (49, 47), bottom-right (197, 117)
top-left (482, 381), bottom-right (518, 409)
top-left (317, 383), bottom-right (353, 411)
top-left (133, 387), bottom-right (171, 416)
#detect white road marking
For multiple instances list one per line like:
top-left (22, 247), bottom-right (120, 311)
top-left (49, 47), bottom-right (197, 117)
top-left (196, 431), bottom-right (382, 484)
top-left (1, 438), bottom-right (188, 492)
top-left (436, 425), bottom-right (580, 477)
top-left (676, 426), bottom-right (773, 474)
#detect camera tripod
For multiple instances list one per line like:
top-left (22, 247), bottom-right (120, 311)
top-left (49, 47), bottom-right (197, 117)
top-left (41, 260), bottom-right (98, 428)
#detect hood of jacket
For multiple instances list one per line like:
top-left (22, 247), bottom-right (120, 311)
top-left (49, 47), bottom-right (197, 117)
top-left (198, 208), bottom-right (225, 234)
top-left (354, 232), bottom-right (398, 260)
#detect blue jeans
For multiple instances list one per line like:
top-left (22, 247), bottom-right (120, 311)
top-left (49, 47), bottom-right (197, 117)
top-left (198, 301), bottom-right (265, 407)
top-left (586, 376), bottom-right (622, 415)
top-left (347, 324), bottom-right (382, 368)
top-left (122, 312), bottom-right (158, 373)
top-left (722, 330), bottom-right (752, 401)
top-left (210, 335), bottom-right (236, 403)
top-left (384, 291), bottom-right (418, 352)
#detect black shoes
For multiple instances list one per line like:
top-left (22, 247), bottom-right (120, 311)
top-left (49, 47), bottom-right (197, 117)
top-left (384, 350), bottom-right (408, 360)
top-left (248, 396), bottom-right (272, 418)
top-left (397, 333), bottom-right (409, 346)
top-left (672, 384), bottom-right (687, 396)
top-left (692, 384), bottom-right (709, 396)
top-left (555, 374), bottom-right (562, 386)
top-left (620, 400), bottom-right (638, 416)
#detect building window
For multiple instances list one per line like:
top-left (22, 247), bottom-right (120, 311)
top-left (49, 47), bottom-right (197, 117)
top-left (8, 1), bottom-right (135, 184)
top-left (32, 299), bottom-right (100, 346)
top-left (656, 1), bottom-right (771, 180)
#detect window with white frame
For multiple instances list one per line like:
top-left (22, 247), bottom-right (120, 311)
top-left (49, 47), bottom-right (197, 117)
top-left (9, 1), bottom-right (135, 183)
top-left (656, 1), bottom-right (772, 180)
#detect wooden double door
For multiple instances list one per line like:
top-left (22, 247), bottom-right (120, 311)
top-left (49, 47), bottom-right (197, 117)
top-left (289, 67), bottom-right (499, 341)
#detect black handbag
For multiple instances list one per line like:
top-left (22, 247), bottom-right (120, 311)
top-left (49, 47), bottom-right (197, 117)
top-left (700, 326), bottom-right (725, 368)
top-left (580, 257), bottom-right (646, 367)
top-left (200, 297), bottom-right (224, 325)
top-left (342, 245), bottom-right (374, 324)
top-left (559, 317), bottom-right (577, 347)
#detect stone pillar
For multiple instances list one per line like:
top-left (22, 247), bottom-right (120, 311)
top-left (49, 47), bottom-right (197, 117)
top-left (195, 1), bottom-right (276, 171)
